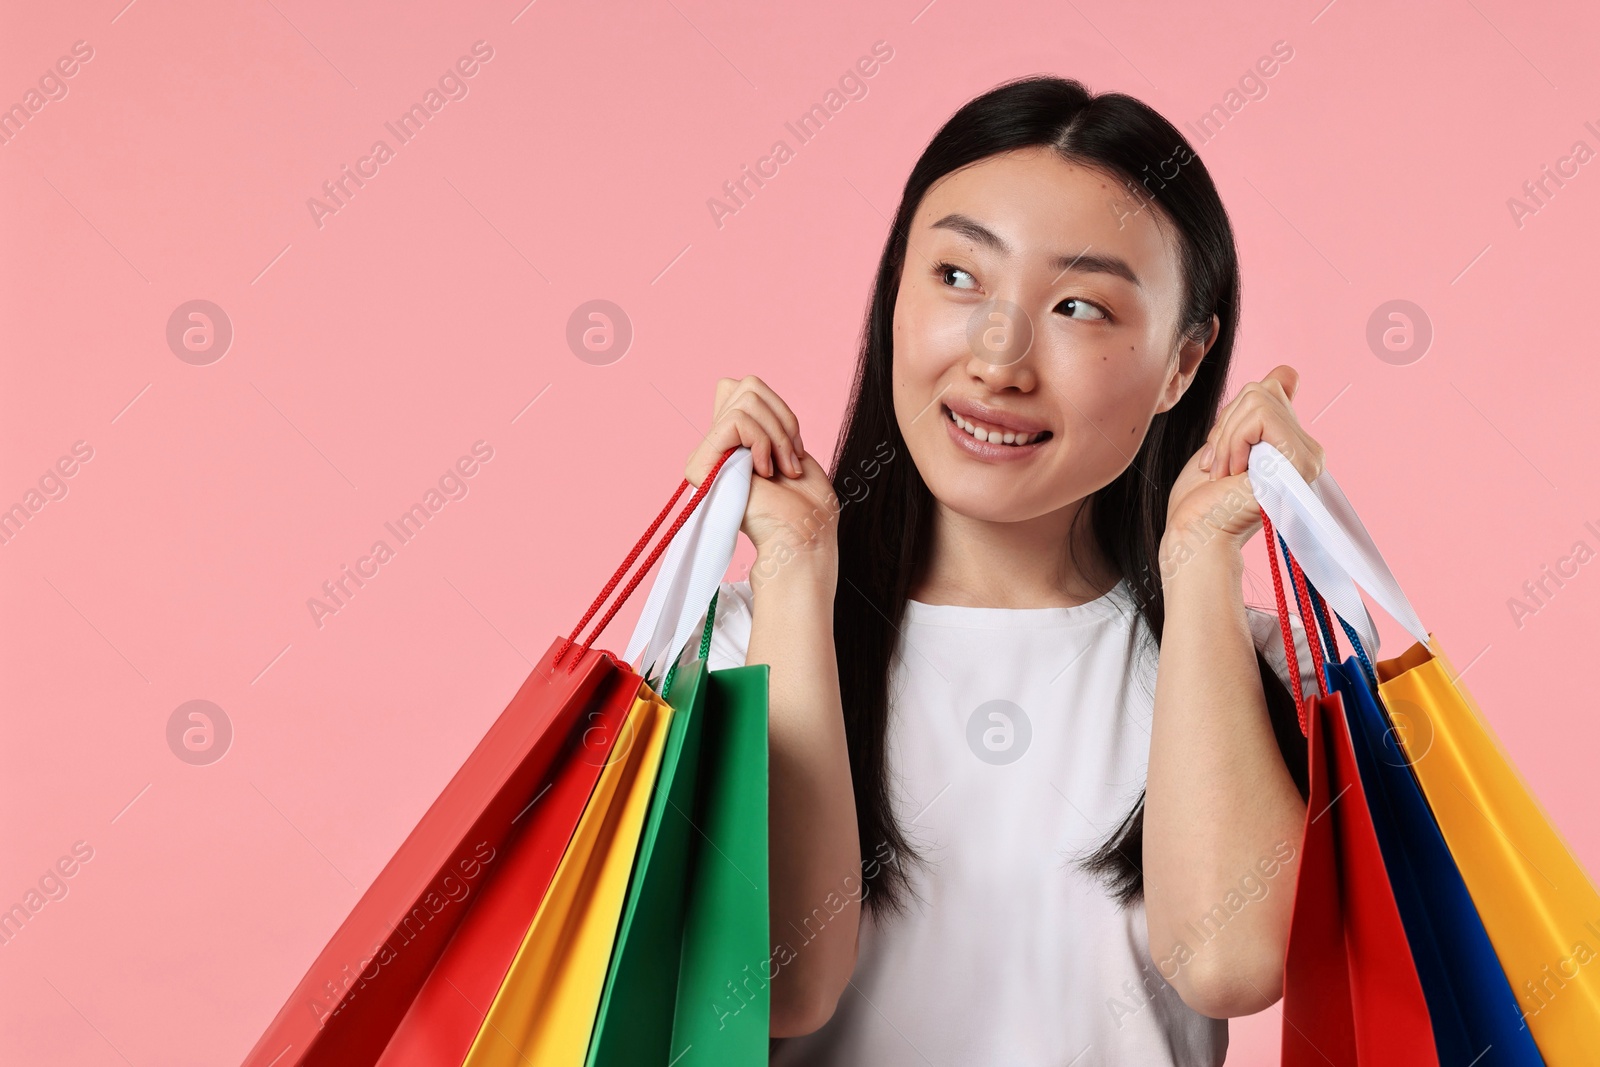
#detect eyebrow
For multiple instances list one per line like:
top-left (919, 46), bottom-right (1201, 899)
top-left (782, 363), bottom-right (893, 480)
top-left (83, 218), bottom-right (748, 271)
top-left (928, 212), bottom-right (1143, 289)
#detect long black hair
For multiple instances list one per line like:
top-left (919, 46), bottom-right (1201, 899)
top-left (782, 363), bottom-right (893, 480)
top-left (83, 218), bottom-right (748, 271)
top-left (828, 74), bottom-right (1310, 917)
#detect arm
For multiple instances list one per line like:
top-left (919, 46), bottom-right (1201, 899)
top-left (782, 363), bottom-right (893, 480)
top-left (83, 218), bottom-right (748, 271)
top-left (1142, 363), bottom-right (1323, 1017)
top-left (1143, 529), bottom-right (1306, 1017)
top-left (748, 535), bottom-right (862, 1036)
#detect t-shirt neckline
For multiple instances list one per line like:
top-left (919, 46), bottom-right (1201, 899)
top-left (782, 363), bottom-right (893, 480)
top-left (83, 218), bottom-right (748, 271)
top-left (902, 575), bottom-right (1133, 629)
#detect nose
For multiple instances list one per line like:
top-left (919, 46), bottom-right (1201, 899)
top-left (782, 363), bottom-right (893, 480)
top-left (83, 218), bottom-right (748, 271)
top-left (964, 299), bottom-right (1037, 392)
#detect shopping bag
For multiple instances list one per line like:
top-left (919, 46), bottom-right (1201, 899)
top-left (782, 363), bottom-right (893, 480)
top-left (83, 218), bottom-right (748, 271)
top-left (459, 683), bottom-right (675, 1066)
top-left (1249, 439), bottom-right (1600, 1063)
top-left (1377, 642), bottom-right (1600, 1062)
top-left (242, 446), bottom-right (749, 1067)
top-left (1264, 518), bottom-right (1438, 1067)
top-left (669, 660), bottom-right (770, 1064)
top-left (373, 668), bottom-right (639, 1067)
top-left (1281, 540), bottom-right (1545, 1065)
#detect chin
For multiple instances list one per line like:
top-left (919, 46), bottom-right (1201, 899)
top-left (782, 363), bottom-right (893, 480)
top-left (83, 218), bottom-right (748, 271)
top-left (922, 467), bottom-right (1062, 524)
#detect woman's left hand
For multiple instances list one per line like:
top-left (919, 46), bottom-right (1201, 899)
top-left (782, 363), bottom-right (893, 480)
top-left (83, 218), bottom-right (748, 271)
top-left (1164, 364), bottom-right (1325, 551)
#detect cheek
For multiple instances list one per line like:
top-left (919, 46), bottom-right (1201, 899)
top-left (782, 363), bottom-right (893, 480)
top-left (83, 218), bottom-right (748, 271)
top-left (1049, 347), bottom-right (1169, 446)
top-left (893, 290), bottom-right (931, 368)
top-left (895, 281), bottom-right (974, 373)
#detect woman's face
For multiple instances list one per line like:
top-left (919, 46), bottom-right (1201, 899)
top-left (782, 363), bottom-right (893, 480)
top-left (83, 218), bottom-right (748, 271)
top-left (891, 146), bottom-right (1211, 525)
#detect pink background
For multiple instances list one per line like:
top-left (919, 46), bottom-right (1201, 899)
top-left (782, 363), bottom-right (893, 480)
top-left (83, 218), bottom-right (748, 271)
top-left (3, 0), bottom-right (1598, 1063)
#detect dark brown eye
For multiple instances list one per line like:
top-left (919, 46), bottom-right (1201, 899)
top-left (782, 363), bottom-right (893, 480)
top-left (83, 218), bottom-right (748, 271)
top-left (1057, 297), bottom-right (1108, 321)
top-left (934, 261), bottom-right (978, 290)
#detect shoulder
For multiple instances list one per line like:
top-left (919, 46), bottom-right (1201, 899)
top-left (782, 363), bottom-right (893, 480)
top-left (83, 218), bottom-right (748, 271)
top-left (1245, 601), bottom-right (1320, 698)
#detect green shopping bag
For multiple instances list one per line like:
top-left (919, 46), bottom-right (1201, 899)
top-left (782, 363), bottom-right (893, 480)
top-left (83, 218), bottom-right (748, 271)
top-left (671, 659), bottom-right (770, 1062)
top-left (587, 586), bottom-right (770, 1066)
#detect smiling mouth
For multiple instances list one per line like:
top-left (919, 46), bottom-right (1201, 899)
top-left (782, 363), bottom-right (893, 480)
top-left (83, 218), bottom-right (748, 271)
top-left (943, 404), bottom-right (1053, 447)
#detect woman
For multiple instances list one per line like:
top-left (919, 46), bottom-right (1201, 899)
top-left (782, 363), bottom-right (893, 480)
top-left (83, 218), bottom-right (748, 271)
top-left (679, 74), bottom-right (1322, 1065)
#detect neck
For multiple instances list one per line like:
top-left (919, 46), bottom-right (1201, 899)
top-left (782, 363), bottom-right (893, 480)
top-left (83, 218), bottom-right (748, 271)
top-left (909, 495), bottom-right (1121, 608)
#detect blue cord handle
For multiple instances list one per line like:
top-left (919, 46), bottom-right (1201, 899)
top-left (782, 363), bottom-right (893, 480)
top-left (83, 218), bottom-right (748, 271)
top-left (1279, 529), bottom-right (1379, 692)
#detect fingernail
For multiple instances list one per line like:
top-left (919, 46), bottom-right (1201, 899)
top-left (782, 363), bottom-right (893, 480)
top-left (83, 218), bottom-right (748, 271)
top-left (1199, 442), bottom-right (1213, 469)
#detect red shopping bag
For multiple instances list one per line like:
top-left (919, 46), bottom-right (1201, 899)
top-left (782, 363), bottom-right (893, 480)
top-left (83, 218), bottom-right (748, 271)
top-left (372, 669), bottom-right (638, 1066)
top-left (372, 664), bottom-right (639, 1067)
top-left (240, 448), bottom-right (742, 1067)
top-left (1264, 512), bottom-right (1438, 1067)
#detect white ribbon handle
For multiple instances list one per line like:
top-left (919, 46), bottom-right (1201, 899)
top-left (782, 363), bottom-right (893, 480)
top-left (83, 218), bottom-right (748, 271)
top-left (624, 447), bottom-right (752, 684)
top-left (1246, 440), bottom-right (1429, 656)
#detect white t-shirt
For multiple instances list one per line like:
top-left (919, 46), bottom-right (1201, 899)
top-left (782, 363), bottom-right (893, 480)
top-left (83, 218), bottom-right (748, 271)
top-left (689, 574), bottom-right (1317, 1067)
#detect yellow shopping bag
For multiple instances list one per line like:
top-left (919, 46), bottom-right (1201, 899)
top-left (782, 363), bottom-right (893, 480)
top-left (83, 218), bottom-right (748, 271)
top-left (461, 682), bottom-right (674, 1067)
top-left (1379, 636), bottom-right (1600, 1064)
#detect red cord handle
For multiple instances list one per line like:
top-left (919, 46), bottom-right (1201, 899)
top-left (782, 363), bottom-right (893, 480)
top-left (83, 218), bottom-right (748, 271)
top-left (552, 446), bottom-right (740, 672)
top-left (1287, 549), bottom-right (1331, 700)
top-left (1261, 506), bottom-right (1335, 737)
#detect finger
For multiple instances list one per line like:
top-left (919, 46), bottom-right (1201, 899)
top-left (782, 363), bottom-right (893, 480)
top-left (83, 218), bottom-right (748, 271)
top-left (1209, 383), bottom-right (1280, 479)
top-left (712, 376), bottom-right (739, 418)
top-left (1262, 364), bottom-right (1299, 404)
top-left (1199, 407), bottom-right (1226, 470)
top-left (1223, 407), bottom-right (1315, 484)
top-left (690, 378), bottom-right (745, 484)
top-left (1223, 410), bottom-right (1269, 481)
top-left (739, 395), bottom-right (812, 476)
top-left (1204, 395), bottom-right (1247, 479)
top-left (686, 409), bottom-right (771, 484)
top-left (1203, 368), bottom-right (1298, 472)
top-left (731, 376), bottom-right (805, 461)
top-left (1200, 386), bottom-right (1249, 471)
top-left (726, 393), bottom-right (803, 477)
top-left (703, 375), bottom-right (807, 478)
top-left (727, 410), bottom-right (777, 479)
top-left (1212, 386), bottom-right (1278, 479)
top-left (1241, 373), bottom-right (1314, 479)
top-left (1285, 433), bottom-right (1325, 484)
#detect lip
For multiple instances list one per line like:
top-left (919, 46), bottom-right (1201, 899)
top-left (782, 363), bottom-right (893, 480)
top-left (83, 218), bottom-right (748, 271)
top-left (942, 404), bottom-right (1051, 461)
top-left (943, 396), bottom-right (1051, 436)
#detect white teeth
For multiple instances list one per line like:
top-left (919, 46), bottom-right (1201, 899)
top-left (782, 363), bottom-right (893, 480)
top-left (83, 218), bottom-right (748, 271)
top-left (948, 407), bottom-right (1039, 446)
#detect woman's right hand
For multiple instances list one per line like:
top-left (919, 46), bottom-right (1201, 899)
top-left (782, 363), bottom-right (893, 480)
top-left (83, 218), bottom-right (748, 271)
top-left (685, 375), bottom-right (840, 562)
